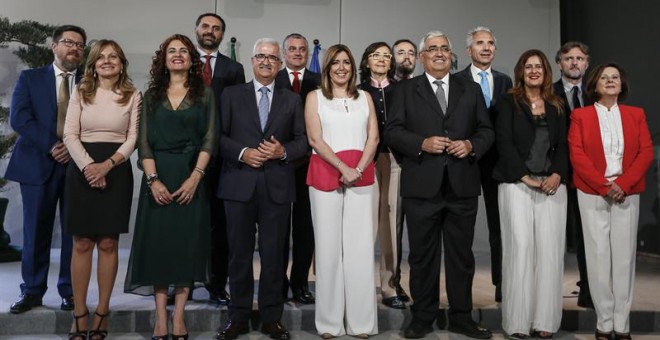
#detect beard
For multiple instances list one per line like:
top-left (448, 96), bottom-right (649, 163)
top-left (197, 34), bottom-right (221, 50)
top-left (397, 64), bottom-right (414, 77)
top-left (562, 68), bottom-right (584, 80)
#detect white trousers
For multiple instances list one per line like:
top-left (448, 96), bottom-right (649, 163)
top-left (577, 190), bottom-right (639, 333)
top-left (310, 185), bottom-right (378, 336)
top-left (499, 181), bottom-right (566, 335)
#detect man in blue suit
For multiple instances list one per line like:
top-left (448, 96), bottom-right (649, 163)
top-left (5, 25), bottom-right (86, 314)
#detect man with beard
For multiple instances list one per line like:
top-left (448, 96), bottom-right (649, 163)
top-left (194, 12), bottom-right (246, 306)
top-left (454, 26), bottom-right (512, 303)
top-left (554, 41), bottom-right (593, 309)
top-left (393, 39), bottom-right (417, 81)
top-left (6, 25), bottom-right (87, 314)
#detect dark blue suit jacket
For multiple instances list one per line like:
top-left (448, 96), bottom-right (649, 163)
top-left (5, 64), bottom-right (80, 185)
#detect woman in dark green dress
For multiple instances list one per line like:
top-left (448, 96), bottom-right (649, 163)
top-left (124, 34), bottom-right (217, 340)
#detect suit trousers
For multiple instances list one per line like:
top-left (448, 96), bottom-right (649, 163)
top-left (310, 185), bottom-right (378, 336)
top-left (206, 164), bottom-right (229, 295)
top-left (373, 153), bottom-right (402, 299)
top-left (577, 190), bottom-right (639, 333)
top-left (499, 181), bottom-right (566, 335)
top-left (224, 172), bottom-right (289, 323)
top-left (19, 163), bottom-right (73, 298)
top-left (479, 162), bottom-right (502, 288)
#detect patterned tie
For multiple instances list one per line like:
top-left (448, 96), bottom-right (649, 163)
top-left (479, 71), bottom-right (491, 108)
top-left (571, 85), bottom-right (582, 110)
top-left (202, 54), bottom-right (213, 86)
top-left (292, 71), bottom-right (301, 94)
top-left (56, 73), bottom-right (70, 139)
top-left (258, 87), bottom-right (270, 130)
top-left (433, 80), bottom-right (447, 114)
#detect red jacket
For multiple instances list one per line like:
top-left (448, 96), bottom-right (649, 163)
top-left (568, 104), bottom-right (653, 196)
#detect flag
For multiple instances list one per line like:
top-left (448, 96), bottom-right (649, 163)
top-left (230, 39), bottom-right (237, 61)
top-left (310, 42), bottom-right (321, 73)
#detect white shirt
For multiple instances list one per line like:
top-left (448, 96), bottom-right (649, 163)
top-left (469, 64), bottom-right (494, 99)
top-left (198, 48), bottom-right (218, 75)
top-left (285, 66), bottom-right (306, 85)
top-left (425, 72), bottom-right (449, 104)
top-left (53, 63), bottom-right (76, 98)
top-left (562, 78), bottom-right (583, 110)
top-left (253, 80), bottom-right (275, 108)
top-left (595, 101), bottom-right (624, 179)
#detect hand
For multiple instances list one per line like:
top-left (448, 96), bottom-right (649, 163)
top-left (50, 142), bottom-right (70, 164)
top-left (446, 140), bottom-right (473, 159)
top-left (89, 176), bottom-right (106, 190)
top-left (83, 162), bottom-right (111, 186)
top-left (521, 175), bottom-right (542, 189)
top-left (257, 136), bottom-right (285, 160)
top-left (540, 173), bottom-right (561, 195)
top-left (241, 148), bottom-right (269, 168)
top-left (339, 163), bottom-right (361, 186)
top-left (421, 136), bottom-right (452, 154)
top-left (150, 181), bottom-right (173, 205)
top-left (605, 181), bottom-right (626, 204)
top-left (172, 173), bottom-right (201, 205)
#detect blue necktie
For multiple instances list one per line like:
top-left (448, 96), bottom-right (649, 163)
top-left (479, 71), bottom-right (491, 108)
top-left (258, 86), bottom-right (270, 130)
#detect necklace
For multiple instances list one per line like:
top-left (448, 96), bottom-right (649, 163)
top-left (529, 97), bottom-right (542, 109)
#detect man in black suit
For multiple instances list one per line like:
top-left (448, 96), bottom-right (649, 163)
top-left (553, 41), bottom-right (593, 309)
top-left (454, 26), bottom-right (512, 303)
top-left (385, 31), bottom-right (493, 339)
top-left (195, 12), bottom-right (246, 306)
top-left (215, 38), bottom-right (307, 340)
top-left (274, 33), bottom-right (320, 305)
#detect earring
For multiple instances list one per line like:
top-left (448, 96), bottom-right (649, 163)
top-left (93, 71), bottom-right (97, 78)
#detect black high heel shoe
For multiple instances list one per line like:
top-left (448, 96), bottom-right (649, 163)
top-left (69, 309), bottom-right (89, 340)
top-left (89, 311), bottom-right (109, 340)
top-left (151, 335), bottom-right (170, 340)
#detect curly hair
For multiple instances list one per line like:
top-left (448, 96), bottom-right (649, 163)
top-left (78, 39), bottom-right (135, 105)
top-left (358, 42), bottom-right (395, 84)
top-left (509, 49), bottom-right (564, 114)
top-left (146, 34), bottom-right (204, 107)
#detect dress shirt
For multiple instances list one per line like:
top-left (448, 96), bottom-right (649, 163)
top-left (286, 66), bottom-right (306, 85)
top-left (561, 78), bottom-right (583, 110)
top-left (198, 48), bottom-right (218, 75)
top-left (425, 72), bottom-right (449, 104)
top-left (238, 80), bottom-right (277, 161)
top-left (469, 64), bottom-right (493, 99)
top-left (594, 101), bottom-right (624, 179)
top-left (53, 64), bottom-right (76, 100)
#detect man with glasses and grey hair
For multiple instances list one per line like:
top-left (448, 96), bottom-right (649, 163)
top-left (455, 26), bottom-right (512, 304)
top-left (385, 31), bottom-right (493, 339)
top-left (215, 38), bottom-right (307, 340)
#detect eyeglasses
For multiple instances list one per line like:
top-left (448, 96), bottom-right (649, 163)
top-left (254, 54), bottom-right (281, 63)
top-left (58, 39), bottom-right (86, 49)
top-left (368, 53), bottom-right (392, 61)
top-left (423, 45), bottom-right (451, 55)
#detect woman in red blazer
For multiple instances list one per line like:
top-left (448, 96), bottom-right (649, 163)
top-left (568, 63), bottom-right (653, 340)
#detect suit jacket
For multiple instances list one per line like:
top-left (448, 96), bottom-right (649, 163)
top-left (217, 82), bottom-right (308, 204)
top-left (492, 93), bottom-right (568, 183)
top-left (274, 68), bottom-right (320, 108)
top-left (553, 79), bottom-right (593, 126)
top-left (211, 53), bottom-right (246, 108)
top-left (5, 64), bottom-right (81, 185)
top-left (568, 104), bottom-right (653, 196)
top-left (384, 74), bottom-right (494, 199)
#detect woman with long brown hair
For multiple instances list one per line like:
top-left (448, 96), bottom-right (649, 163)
top-left (63, 39), bottom-right (141, 340)
top-left (124, 34), bottom-right (217, 340)
top-left (492, 49), bottom-right (568, 339)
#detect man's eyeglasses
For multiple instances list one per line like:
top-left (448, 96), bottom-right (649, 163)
top-left (58, 39), bottom-right (86, 49)
top-left (254, 54), bottom-right (281, 63)
top-left (423, 45), bottom-right (451, 55)
top-left (368, 53), bottom-right (392, 61)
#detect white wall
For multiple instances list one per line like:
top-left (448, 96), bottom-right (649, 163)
top-left (0, 0), bottom-right (560, 249)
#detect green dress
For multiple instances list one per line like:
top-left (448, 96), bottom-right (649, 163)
top-left (124, 87), bottom-right (217, 296)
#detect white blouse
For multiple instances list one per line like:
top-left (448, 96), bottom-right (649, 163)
top-left (595, 101), bottom-right (624, 179)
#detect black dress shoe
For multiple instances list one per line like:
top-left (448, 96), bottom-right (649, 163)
top-left (261, 321), bottom-right (290, 340)
top-left (61, 297), bottom-right (75, 311)
top-left (395, 283), bottom-right (410, 302)
top-left (382, 296), bottom-right (405, 309)
top-left (291, 287), bottom-right (315, 304)
top-left (10, 294), bottom-right (43, 314)
top-left (403, 320), bottom-right (433, 339)
top-left (215, 320), bottom-right (249, 340)
top-left (447, 320), bottom-right (492, 339)
top-left (209, 290), bottom-right (231, 306)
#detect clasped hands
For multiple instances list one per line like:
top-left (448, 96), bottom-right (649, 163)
top-left (338, 162), bottom-right (362, 187)
top-left (521, 173), bottom-right (561, 196)
top-left (150, 173), bottom-right (201, 206)
top-left (422, 136), bottom-right (472, 159)
top-left (241, 136), bottom-right (285, 169)
top-left (605, 181), bottom-right (626, 204)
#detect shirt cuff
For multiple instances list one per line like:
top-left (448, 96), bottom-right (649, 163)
top-left (238, 147), bottom-right (248, 162)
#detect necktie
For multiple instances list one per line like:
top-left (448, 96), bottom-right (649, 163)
top-left (433, 80), bottom-right (447, 114)
top-left (57, 73), bottom-right (70, 139)
top-left (479, 71), bottom-right (491, 108)
top-left (571, 85), bottom-right (581, 110)
top-left (258, 87), bottom-right (270, 130)
top-left (202, 54), bottom-right (213, 86)
top-left (292, 71), bottom-right (301, 94)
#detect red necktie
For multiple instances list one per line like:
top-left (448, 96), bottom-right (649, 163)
top-left (203, 55), bottom-right (212, 86)
top-left (292, 71), bottom-right (301, 94)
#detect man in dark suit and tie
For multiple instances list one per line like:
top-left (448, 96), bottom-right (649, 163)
top-left (215, 38), bottom-right (307, 340)
top-left (195, 12), bottom-right (246, 306)
top-left (553, 41), bottom-right (593, 309)
top-left (385, 31), bottom-right (493, 339)
top-left (274, 32), bottom-right (320, 305)
top-left (5, 25), bottom-right (86, 314)
top-left (454, 26), bottom-right (512, 303)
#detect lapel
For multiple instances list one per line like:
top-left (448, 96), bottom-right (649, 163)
top-left (264, 86), bottom-right (283, 134)
top-left (493, 72), bottom-right (505, 100)
top-left (445, 74), bottom-right (464, 118)
top-left (300, 68), bottom-right (319, 94)
top-left (244, 82), bottom-right (262, 130)
top-left (213, 54), bottom-right (229, 80)
top-left (276, 69), bottom-right (292, 90)
top-left (44, 64), bottom-right (57, 111)
top-left (415, 75), bottom-right (443, 116)
top-left (585, 105), bottom-right (607, 166)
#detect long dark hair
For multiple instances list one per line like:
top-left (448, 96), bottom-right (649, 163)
top-left (359, 42), bottom-right (395, 84)
top-left (320, 44), bottom-right (359, 100)
top-left (78, 39), bottom-right (135, 105)
top-left (146, 34), bottom-right (204, 107)
top-left (509, 49), bottom-right (563, 114)
top-left (584, 63), bottom-right (629, 102)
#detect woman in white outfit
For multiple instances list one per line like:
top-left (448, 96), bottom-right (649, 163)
top-left (568, 63), bottom-right (653, 340)
top-left (305, 44), bottom-right (380, 339)
top-left (493, 49), bottom-right (568, 339)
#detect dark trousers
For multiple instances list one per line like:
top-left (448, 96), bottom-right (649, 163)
top-left (567, 186), bottom-right (590, 295)
top-left (404, 175), bottom-right (477, 324)
top-left (19, 163), bottom-right (72, 298)
top-left (207, 165), bottom-right (229, 295)
top-left (283, 163), bottom-right (314, 294)
top-left (225, 173), bottom-right (289, 322)
top-left (480, 168), bottom-right (502, 288)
